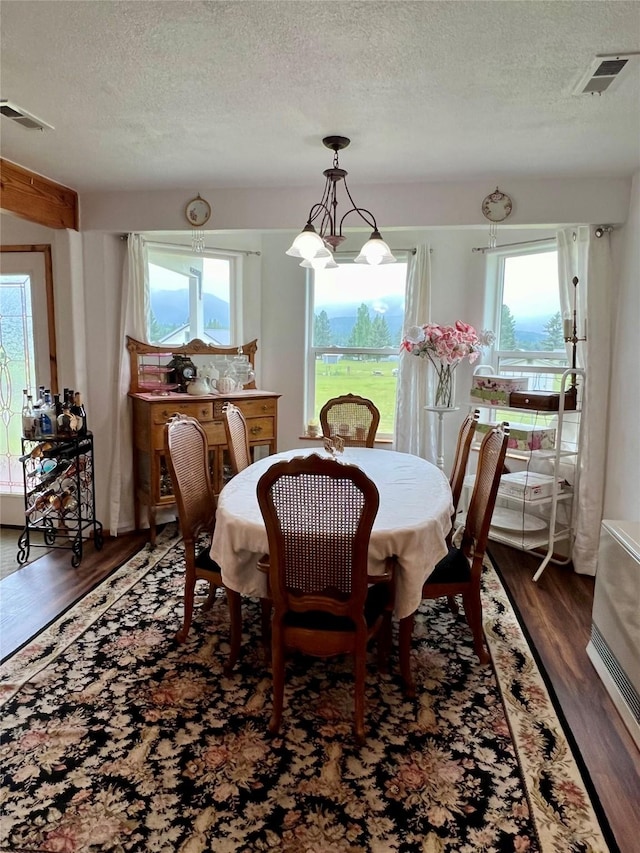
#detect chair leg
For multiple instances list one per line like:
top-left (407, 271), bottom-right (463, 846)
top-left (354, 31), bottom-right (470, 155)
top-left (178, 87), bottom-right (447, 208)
top-left (176, 574), bottom-right (196, 643)
top-left (399, 614), bottom-right (416, 698)
top-left (461, 587), bottom-right (490, 665)
top-left (376, 611), bottom-right (392, 674)
top-left (354, 640), bottom-right (366, 745)
top-left (268, 622), bottom-right (285, 735)
top-left (223, 589), bottom-right (242, 676)
top-left (260, 597), bottom-right (272, 663)
top-left (201, 582), bottom-right (218, 612)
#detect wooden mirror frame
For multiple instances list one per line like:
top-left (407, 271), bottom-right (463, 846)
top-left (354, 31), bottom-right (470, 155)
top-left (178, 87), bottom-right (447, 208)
top-left (126, 336), bottom-right (258, 394)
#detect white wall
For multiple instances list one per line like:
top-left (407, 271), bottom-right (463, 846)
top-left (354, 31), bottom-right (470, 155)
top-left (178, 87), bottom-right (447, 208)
top-left (603, 172), bottom-right (640, 521)
top-left (80, 177), bottom-right (631, 232)
top-left (3, 170), bottom-right (636, 534)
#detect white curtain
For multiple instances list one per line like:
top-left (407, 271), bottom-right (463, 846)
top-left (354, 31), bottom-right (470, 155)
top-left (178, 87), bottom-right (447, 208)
top-left (557, 227), bottom-right (613, 575)
top-left (393, 245), bottom-right (437, 460)
top-left (108, 235), bottom-right (149, 535)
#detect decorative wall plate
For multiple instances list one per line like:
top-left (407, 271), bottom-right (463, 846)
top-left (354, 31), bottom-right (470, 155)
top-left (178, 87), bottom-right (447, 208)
top-left (481, 187), bottom-right (513, 222)
top-left (185, 195), bottom-right (211, 227)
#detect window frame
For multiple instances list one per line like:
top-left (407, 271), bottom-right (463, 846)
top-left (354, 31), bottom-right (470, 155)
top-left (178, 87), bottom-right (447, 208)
top-left (145, 244), bottom-right (243, 346)
top-left (305, 253), bottom-right (410, 438)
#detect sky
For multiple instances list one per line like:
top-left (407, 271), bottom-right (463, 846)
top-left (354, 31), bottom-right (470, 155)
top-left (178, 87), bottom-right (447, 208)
top-left (503, 252), bottom-right (560, 318)
top-left (315, 261), bottom-right (409, 309)
top-left (149, 257), bottom-right (230, 301)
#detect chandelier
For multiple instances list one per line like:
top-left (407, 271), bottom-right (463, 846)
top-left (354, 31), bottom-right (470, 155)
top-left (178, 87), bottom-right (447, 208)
top-left (286, 136), bottom-right (396, 269)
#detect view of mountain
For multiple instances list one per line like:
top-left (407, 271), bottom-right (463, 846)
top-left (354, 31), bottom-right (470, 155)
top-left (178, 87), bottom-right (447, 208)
top-left (316, 299), bottom-right (560, 353)
top-left (149, 290), bottom-right (230, 327)
top-left (316, 297), bottom-right (405, 345)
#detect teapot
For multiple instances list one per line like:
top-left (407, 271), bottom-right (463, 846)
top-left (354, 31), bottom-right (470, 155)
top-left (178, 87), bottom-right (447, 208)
top-left (186, 376), bottom-right (211, 396)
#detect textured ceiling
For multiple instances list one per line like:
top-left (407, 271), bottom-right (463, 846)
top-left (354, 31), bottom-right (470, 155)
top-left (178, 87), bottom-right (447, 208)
top-left (1, 0), bottom-right (639, 193)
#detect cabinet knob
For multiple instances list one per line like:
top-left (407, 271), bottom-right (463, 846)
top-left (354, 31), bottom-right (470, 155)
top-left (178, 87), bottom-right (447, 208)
top-left (250, 425), bottom-right (263, 435)
top-left (262, 404), bottom-right (268, 412)
top-left (524, 398), bottom-right (530, 404)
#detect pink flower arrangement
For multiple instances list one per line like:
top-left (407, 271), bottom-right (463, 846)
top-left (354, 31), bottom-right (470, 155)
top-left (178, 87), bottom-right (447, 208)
top-left (401, 321), bottom-right (494, 407)
top-left (401, 321), bottom-right (493, 365)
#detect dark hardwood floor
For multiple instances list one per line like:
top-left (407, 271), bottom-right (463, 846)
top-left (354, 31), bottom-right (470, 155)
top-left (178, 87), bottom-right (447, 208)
top-left (489, 542), bottom-right (639, 853)
top-left (1, 533), bottom-right (637, 852)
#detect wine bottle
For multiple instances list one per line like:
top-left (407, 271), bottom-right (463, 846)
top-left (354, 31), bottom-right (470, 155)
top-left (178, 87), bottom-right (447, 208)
top-left (22, 394), bottom-right (36, 439)
top-left (25, 488), bottom-right (56, 517)
top-left (57, 402), bottom-right (73, 436)
top-left (72, 392), bottom-right (87, 435)
top-left (42, 390), bottom-right (57, 436)
top-left (34, 385), bottom-right (45, 410)
top-left (38, 395), bottom-right (55, 437)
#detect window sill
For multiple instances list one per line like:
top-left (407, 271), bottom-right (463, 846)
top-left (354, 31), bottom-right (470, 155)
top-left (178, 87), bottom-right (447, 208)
top-left (297, 435), bottom-right (393, 445)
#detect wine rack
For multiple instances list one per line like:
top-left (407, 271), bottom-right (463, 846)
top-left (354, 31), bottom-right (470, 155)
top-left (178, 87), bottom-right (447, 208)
top-left (18, 433), bottom-right (103, 568)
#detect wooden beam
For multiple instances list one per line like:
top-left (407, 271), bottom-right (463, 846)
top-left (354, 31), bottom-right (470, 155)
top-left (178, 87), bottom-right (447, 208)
top-left (0, 159), bottom-right (78, 230)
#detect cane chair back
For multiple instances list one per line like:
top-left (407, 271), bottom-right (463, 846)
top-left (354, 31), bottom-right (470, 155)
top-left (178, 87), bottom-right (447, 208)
top-left (461, 422), bottom-right (509, 561)
top-left (223, 402), bottom-right (252, 475)
top-left (165, 414), bottom-right (241, 670)
top-left (319, 394), bottom-right (380, 447)
top-left (399, 423), bottom-right (508, 695)
top-left (449, 409), bottom-right (480, 522)
top-left (257, 453), bottom-right (394, 742)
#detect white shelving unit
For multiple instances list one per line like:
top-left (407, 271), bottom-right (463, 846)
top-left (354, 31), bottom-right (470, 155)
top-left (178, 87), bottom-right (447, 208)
top-left (462, 365), bottom-right (585, 582)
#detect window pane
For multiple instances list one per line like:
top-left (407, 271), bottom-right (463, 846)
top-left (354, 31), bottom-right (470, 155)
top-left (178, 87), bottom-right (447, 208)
top-left (311, 262), bottom-right (408, 435)
top-left (500, 251), bottom-right (565, 355)
top-left (314, 355), bottom-right (400, 434)
top-left (201, 258), bottom-right (231, 345)
top-left (147, 250), bottom-right (232, 345)
top-left (148, 262), bottom-right (190, 343)
top-left (314, 263), bottom-right (407, 348)
top-left (0, 274), bottom-right (37, 493)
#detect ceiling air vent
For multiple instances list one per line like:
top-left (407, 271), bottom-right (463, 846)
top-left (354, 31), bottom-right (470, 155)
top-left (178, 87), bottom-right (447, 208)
top-left (573, 53), bottom-right (639, 95)
top-left (0, 99), bottom-right (54, 131)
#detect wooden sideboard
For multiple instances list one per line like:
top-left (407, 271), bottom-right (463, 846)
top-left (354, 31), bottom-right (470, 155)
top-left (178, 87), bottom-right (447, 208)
top-left (126, 337), bottom-right (280, 544)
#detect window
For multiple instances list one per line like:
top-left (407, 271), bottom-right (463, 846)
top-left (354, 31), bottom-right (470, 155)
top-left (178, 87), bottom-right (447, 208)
top-left (307, 256), bottom-right (409, 437)
top-left (0, 248), bottom-right (54, 525)
top-left (146, 246), bottom-right (241, 345)
top-left (486, 243), bottom-right (568, 391)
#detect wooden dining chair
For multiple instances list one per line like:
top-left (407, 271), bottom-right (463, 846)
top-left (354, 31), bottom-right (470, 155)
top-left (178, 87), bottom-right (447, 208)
top-left (222, 402), bottom-right (252, 475)
top-left (399, 422), bottom-right (509, 696)
top-left (221, 400), bottom-right (274, 647)
top-left (319, 393), bottom-right (380, 447)
top-left (444, 408), bottom-right (480, 613)
top-left (449, 408), bottom-right (480, 538)
top-left (257, 453), bottom-right (395, 743)
top-left (165, 414), bottom-right (241, 674)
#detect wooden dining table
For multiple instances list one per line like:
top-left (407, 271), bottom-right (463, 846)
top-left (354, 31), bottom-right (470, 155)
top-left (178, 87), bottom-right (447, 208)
top-left (210, 446), bottom-right (453, 620)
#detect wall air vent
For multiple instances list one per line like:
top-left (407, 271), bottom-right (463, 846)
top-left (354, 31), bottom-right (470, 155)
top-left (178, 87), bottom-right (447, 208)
top-left (573, 53), bottom-right (640, 95)
top-left (0, 99), bottom-right (54, 131)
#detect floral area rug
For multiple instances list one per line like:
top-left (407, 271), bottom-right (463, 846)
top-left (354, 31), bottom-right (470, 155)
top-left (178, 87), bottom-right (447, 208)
top-left (0, 525), bottom-right (615, 852)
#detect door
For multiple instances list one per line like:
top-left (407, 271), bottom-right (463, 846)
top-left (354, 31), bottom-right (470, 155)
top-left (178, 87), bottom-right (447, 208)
top-left (0, 248), bottom-right (55, 526)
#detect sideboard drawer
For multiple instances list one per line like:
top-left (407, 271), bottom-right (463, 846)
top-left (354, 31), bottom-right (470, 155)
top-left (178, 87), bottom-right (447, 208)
top-left (246, 416), bottom-right (275, 441)
top-left (214, 397), bottom-right (277, 419)
top-left (151, 401), bottom-right (214, 424)
top-left (202, 419), bottom-right (228, 446)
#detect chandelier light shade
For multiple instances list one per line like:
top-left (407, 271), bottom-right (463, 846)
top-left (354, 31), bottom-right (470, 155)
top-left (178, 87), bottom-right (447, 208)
top-left (286, 136), bottom-right (396, 268)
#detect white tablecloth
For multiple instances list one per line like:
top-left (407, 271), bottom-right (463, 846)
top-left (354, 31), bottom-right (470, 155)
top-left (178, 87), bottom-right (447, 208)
top-left (210, 447), bottom-right (453, 620)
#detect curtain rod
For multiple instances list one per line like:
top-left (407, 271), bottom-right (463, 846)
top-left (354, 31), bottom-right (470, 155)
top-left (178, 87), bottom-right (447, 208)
top-left (334, 247), bottom-right (419, 255)
top-left (125, 236), bottom-right (261, 256)
top-left (472, 237), bottom-right (555, 254)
